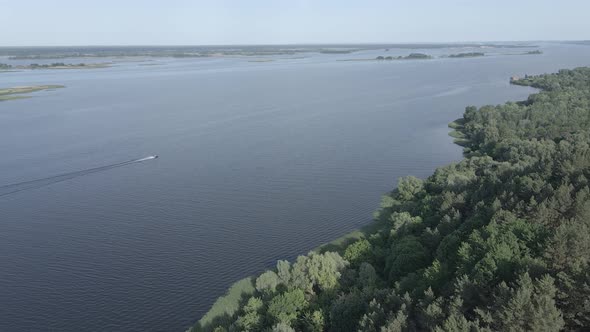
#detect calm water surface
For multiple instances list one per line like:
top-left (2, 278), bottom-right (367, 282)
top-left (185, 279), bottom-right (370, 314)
top-left (0, 43), bottom-right (589, 331)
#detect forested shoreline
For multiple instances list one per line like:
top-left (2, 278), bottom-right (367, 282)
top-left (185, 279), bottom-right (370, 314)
top-left (194, 67), bottom-right (590, 332)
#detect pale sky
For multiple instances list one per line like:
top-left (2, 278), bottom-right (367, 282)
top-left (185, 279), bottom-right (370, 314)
top-left (1, 0), bottom-right (589, 46)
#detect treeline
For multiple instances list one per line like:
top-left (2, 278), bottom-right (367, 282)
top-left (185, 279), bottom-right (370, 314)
top-left (194, 67), bottom-right (590, 332)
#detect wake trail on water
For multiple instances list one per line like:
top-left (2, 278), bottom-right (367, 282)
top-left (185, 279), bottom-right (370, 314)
top-left (0, 156), bottom-right (157, 198)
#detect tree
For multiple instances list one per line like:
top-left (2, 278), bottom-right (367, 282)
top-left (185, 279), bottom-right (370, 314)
top-left (271, 322), bottom-right (295, 332)
top-left (277, 260), bottom-right (291, 286)
top-left (235, 297), bottom-right (263, 331)
top-left (397, 176), bottom-right (423, 201)
top-left (381, 309), bottom-right (409, 332)
top-left (390, 212), bottom-right (422, 235)
top-left (302, 310), bottom-right (324, 332)
top-left (329, 291), bottom-right (367, 331)
top-left (358, 262), bottom-right (378, 290)
top-left (358, 299), bottom-right (386, 331)
top-left (256, 271), bottom-right (279, 294)
top-left (486, 273), bottom-right (564, 332)
top-left (267, 289), bottom-right (308, 325)
top-left (343, 239), bottom-right (372, 265)
top-left (385, 236), bottom-right (430, 282)
top-left (291, 252), bottom-right (348, 293)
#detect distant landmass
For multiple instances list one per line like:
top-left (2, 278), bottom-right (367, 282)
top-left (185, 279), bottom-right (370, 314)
top-left (0, 43), bottom-right (537, 59)
top-left (0, 62), bottom-right (110, 70)
top-left (448, 52), bottom-right (485, 58)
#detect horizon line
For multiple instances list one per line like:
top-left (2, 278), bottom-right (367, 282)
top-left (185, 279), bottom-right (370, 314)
top-left (0, 39), bottom-right (585, 48)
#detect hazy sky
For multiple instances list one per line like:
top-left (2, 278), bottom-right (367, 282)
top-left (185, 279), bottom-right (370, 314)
top-left (2, 0), bottom-right (589, 46)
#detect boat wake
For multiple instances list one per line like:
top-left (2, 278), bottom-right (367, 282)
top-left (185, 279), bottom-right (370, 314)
top-left (0, 155), bottom-right (158, 198)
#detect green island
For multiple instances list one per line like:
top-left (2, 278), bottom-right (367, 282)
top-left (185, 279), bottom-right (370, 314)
top-left (502, 50), bottom-right (544, 57)
top-left (193, 67), bottom-right (590, 332)
top-left (377, 53), bottom-right (433, 61)
top-left (0, 85), bottom-right (65, 101)
top-left (338, 54), bottom-right (434, 62)
top-left (448, 52), bottom-right (485, 58)
top-left (0, 62), bottom-right (111, 70)
top-left (339, 53), bottom-right (434, 62)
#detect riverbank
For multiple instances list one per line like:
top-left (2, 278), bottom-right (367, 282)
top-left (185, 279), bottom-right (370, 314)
top-left (190, 68), bottom-right (588, 331)
top-left (189, 80), bottom-right (490, 331)
top-left (0, 85), bottom-right (64, 101)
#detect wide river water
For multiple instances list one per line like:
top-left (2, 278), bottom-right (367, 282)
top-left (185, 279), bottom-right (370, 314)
top-left (1, 43), bottom-right (589, 331)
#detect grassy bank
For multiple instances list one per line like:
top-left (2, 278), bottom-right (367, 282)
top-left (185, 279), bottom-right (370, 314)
top-left (0, 85), bottom-right (65, 101)
top-left (194, 278), bottom-right (256, 331)
top-left (447, 118), bottom-right (469, 146)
